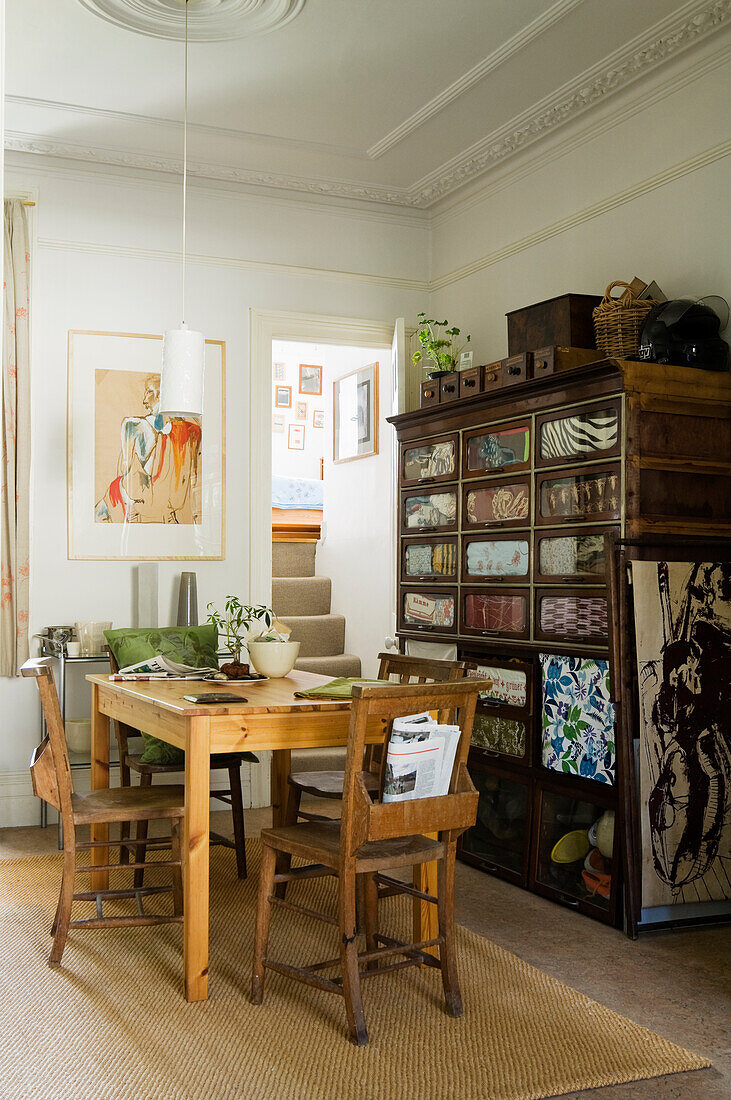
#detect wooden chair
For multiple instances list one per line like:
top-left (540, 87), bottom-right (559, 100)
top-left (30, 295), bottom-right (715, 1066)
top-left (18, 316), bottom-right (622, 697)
top-left (251, 678), bottom-right (483, 1045)
top-left (107, 648), bottom-right (255, 881)
top-left (284, 652), bottom-right (468, 824)
top-left (23, 658), bottom-right (184, 967)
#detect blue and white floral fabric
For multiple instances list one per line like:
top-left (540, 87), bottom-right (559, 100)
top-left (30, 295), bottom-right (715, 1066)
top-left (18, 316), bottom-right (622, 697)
top-left (540, 653), bottom-right (616, 784)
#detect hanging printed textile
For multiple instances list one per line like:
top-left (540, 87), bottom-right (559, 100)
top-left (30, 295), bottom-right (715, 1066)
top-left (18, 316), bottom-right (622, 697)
top-left (630, 561), bottom-right (731, 907)
top-left (540, 653), bottom-right (616, 784)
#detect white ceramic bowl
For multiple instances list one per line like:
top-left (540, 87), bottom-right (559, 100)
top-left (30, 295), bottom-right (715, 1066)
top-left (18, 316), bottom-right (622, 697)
top-left (247, 640), bottom-right (301, 678)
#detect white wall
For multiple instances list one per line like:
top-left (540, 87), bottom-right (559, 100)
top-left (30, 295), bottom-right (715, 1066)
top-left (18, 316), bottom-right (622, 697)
top-left (0, 156), bottom-right (428, 823)
top-left (429, 42), bottom-right (731, 363)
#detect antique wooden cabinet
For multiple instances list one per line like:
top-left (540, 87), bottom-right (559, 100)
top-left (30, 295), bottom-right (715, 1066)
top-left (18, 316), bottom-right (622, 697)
top-left (389, 359), bottom-right (731, 925)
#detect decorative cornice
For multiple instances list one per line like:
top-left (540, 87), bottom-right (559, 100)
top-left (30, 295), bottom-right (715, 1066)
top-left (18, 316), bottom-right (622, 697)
top-left (412, 0), bottom-right (731, 206)
top-left (367, 0), bottom-right (587, 159)
top-left (76, 0), bottom-right (306, 42)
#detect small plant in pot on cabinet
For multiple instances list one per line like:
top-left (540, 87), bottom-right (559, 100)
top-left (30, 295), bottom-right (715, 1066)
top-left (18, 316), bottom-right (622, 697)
top-left (412, 313), bottom-right (471, 378)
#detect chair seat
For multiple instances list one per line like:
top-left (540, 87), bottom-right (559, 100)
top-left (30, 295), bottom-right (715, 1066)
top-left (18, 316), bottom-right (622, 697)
top-left (125, 750), bottom-right (258, 775)
top-left (287, 769), bottom-right (379, 800)
top-left (72, 784), bottom-right (186, 825)
top-left (262, 819), bottom-right (444, 873)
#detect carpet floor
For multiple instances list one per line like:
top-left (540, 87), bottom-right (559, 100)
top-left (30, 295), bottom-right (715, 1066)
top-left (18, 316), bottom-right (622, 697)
top-left (0, 843), bottom-right (710, 1100)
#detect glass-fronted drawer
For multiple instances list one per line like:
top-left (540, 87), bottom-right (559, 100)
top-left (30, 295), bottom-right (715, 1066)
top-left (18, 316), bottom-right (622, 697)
top-left (535, 398), bottom-right (621, 468)
top-left (462, 534), bottom-right (530, 582)
top-left (462, 656), bottom-right (532, 711)
top-left (532, 786), bottom-right (617, 918)
top-left (539, 652), bottom-right (616, 784)
top-left (400, 433), bottom-right (459, 486)
top-left (398, 586), bottom-right (457, 635)
top-left (401, 536), bottom-right (458, 582)
top-left (471, 713), bottom-right (529, 763)
top-left (460, 587), bottom-right (529, 639)
top-left (534, 526), bottom-right (614, 583)
top-left (463, 478), bottom-right (531, 529)
top-left (459, 763), bottom-right (532, 885)
top-left (401, 487), bottom-right (458, 533)
top-left (534, 589), bottom-right (608, 643)
top-left (463, 422), bottom-right (531, 478)
top-left (535, 464), bottom-right (620, 524)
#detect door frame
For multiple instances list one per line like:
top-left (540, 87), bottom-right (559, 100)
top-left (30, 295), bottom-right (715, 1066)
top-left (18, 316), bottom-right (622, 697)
top-left (249, 308), bottom-right (396, 605)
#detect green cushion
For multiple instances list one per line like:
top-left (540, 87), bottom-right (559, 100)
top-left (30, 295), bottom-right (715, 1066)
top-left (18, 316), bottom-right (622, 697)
top-left (104, 626), bottom-right (219, 765)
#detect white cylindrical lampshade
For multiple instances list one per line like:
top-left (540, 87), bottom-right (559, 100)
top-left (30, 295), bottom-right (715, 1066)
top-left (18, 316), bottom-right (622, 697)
top-left (160, 327), bottom-right (205, 416)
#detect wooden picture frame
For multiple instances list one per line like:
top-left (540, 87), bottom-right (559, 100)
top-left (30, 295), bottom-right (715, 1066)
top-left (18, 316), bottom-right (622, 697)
top-left (333, 362), bottom-right (378, 464)
top-left (295, 400), bottom-right (307, 420)
top-left (67, 330), bottom-right (225, 561)
top-left (313, 409), bottom-right (325, 429)
top-left (299, 363), bottom-right (322, 396)
top-left (275, 385), bottom-right (292, 408)
top-left (288, 423), bottom-right (305, 450)
top-left (272, 414), bottom-right (285, 433)
top-left (273, 361), bottom-right (286, 381)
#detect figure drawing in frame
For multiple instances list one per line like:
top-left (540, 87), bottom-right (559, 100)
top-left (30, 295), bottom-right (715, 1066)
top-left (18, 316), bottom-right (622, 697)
top-left (333, 362), bottom-right (378, 463)
top-left (357, 379), bottom-right (370, 445)
top-left (299, 363), bottom-right (322, 395)
top-left (630, 560), bottom-right (731, 907)
top-left (94, 370), bottom-right (201, 525)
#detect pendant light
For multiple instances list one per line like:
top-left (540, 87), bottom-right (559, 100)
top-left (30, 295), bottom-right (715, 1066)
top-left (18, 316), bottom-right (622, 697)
top-left (160, 0), bottom-right (205, 417)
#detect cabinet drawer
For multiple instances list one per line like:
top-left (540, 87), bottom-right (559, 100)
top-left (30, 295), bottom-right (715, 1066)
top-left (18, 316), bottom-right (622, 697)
top-left (459, 366), bottom-right (482, 399)
top-left (501, 353), bottom-right (532, 387)
top-left (460, 587), bottom-right (530, 639)
top-left (539, 652), bottom-right (616, 785)
top-left (533, 526), bottom-right (614, 583)
top-left (534, 589), bottom-right (608, 643)
top-left (401, 536), bottom-right (458, 582)
top-left (482, 361), bottom-right (503, 391)
top-left (463, 421), bottom-right (531, 478)
top-left (536, 398), bottom-right (622, 468)
top-left (535, 464), bottom-right (621, 525)
top-left (399, 586), bottom-right (457, 635)
top-left (400, 433), bottom-right (459, 487)
top-left (401, 486), bottom-right (458, 534)
top-left (462, 655), bottom-right (533, 712)
top-left (420, 379), bottom-right (440, 408)
top-left (459, 761), bottom-right (532, 886)
top-left (463, 478), bottom-right (531, 529)
top-left (439, 372), bottom-right (460, 403)
top-left (462, 534), bottom-right (530, 582)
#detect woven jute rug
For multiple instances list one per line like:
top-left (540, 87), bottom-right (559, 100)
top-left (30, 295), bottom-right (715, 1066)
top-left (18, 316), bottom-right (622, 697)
top-left (0, 843), bottom-right (709, 1100)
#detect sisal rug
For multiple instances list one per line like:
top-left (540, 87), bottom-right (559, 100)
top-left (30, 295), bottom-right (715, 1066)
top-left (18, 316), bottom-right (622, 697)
top-left (0, 844), bottom-right (709, 1100)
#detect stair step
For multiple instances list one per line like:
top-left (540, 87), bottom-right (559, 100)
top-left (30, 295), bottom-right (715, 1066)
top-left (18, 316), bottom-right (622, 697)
top-left (295, 654), bottom-right (363, 678)
top-left (279, 614), bottom-right (345, 658)
top-left (272, 542), bottom-right (316, 578)
top-left (272, 576), bottom-right (331, 618)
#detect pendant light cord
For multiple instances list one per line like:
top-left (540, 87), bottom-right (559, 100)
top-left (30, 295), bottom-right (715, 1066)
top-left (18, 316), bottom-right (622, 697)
top-left (182, 0), bottom-right (189, 326)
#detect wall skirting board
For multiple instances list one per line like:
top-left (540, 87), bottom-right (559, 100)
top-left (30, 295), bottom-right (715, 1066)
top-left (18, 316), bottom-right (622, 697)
top-left (0, 755), bottom-right (272, 830)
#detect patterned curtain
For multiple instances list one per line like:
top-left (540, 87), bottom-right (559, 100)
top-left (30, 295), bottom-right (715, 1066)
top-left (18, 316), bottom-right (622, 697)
top-left (1, 200), bottom-right (31, 676)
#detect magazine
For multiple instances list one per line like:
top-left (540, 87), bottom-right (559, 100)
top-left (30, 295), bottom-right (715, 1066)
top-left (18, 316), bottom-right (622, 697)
top-left (116, 655), bottom-right (219, 679)
top-left (382, 712), bottom-right (460, 803)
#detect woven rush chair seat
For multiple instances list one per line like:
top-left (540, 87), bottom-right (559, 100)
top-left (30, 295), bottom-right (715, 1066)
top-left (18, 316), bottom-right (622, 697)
top-left (251, 677), bottom-right (486, 1046)
top-left (23, 657), bottom-right (184, 968)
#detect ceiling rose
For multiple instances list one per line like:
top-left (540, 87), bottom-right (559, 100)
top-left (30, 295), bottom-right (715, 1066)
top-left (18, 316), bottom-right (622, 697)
top-left (77, 0), bottom-right (306, 41)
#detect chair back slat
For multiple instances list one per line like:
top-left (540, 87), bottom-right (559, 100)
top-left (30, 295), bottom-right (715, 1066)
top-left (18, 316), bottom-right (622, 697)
top-left (22, 658), bottom-right (75, 825)
top-left (340, 679), bottom-right (488, 860)
top-left (30, 736), bottom-right (61, 810)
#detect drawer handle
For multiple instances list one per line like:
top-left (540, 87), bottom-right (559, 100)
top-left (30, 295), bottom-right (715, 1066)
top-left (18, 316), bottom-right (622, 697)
top-left (536, 360), bottom-right (549, 371)
top-left (558, 894), bottom-right (580, 908)
top-left (424, 389), bottom-right (435, 398)
top-left (464, 378), bottom-right (476, 388)
top-left (444, 383), bottom-right (456, 393)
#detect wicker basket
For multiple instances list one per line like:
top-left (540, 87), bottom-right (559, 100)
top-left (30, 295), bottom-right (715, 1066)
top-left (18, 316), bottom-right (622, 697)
top-left (592, 281), bottom-right (659, 358)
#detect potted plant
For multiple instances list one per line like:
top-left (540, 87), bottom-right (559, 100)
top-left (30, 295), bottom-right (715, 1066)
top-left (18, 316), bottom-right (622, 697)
top-left (205, 597), bottom-right (275, 679)
top-left (411, 313), bottom-right (471, 378)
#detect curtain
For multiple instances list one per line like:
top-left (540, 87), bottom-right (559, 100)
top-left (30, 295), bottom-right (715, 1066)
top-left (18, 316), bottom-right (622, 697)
top-left (1, 200), bottom-right (31, 676)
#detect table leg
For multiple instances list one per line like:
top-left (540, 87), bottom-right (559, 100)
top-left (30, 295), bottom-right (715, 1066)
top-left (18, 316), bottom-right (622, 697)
top-left (184, 716), bottom-right (211, 1002)
top-left (413, 846), bottom-right (439, 957)
top-left (90, 683), bottom-right (110, 892)
top-left (270, 748), bottom-right (291, 827)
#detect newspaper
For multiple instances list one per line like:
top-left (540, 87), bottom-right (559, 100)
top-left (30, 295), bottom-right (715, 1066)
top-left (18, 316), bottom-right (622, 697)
top-left (117, 655), bottom-right (218, 679)
top-left (382, 712), bottom-right (460, 803)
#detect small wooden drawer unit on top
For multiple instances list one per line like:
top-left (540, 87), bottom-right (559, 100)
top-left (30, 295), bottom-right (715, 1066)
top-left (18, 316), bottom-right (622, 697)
top-left (389, 359), bottom-right (731, 926)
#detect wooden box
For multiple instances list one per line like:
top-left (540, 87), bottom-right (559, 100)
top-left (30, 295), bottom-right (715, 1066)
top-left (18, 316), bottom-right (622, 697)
top-left (506, 294), bottom-right (601, 355)
top-left (459, 366), bottom-right (482, 399)
top-left (501, 353), bottom-right (532, 387)
top-left (533, 346), bottom-right (601, 378)
top-left (482, 361), bottom-right (502, 391)
top-left (439, 372), bottom-right (461, 404)
top-left (420, 378), bottom-right (440, 408)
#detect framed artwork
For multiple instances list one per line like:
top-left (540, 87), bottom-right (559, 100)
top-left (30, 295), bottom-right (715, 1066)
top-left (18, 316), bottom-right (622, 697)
top-left (295, 401), bottom-right (307, 420)
top-left (540, 653), bottom-right (616, 784)
top-left (67, 330), bottom-right (225, 560)
top-left (630, 560), bottom-right (731, 908)
top-left (272, 414), bottom-right (285, 433)
top-left (313, 409), bottom-right (325, 429)
top-left (288, 424), bottom-right (305, 450)
top-left (299, 363), bottom-right (322, 396)
top-left (275, 385), bottom-right (291, 408)
top-left (333, 362), bottom-right (378, 464)
top-left (273, 361), bottom-right (286, 381)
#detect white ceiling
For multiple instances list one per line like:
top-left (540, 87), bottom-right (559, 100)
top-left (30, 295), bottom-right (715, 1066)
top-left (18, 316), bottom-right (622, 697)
top-left (5, 0), bottom-right (730, 208)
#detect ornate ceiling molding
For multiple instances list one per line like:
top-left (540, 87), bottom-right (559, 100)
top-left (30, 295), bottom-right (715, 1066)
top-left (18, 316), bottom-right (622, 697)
top-left (76, 0), bottom-right (306, 41)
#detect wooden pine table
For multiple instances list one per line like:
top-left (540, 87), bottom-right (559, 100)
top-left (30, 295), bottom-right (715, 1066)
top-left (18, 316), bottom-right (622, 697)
top-left (86, 669), bottom-right (437, 1002)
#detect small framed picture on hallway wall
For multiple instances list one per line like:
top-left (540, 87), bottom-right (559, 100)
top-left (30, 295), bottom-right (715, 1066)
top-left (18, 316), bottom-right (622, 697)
top-left (288, 423), bottom-right (305, 450)
top-left (333, 362), bottom-right (378, 464)
top-left (275, 385), bottom-right (291, 408)
top-left (299, 363), bottom-right (322, 395)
